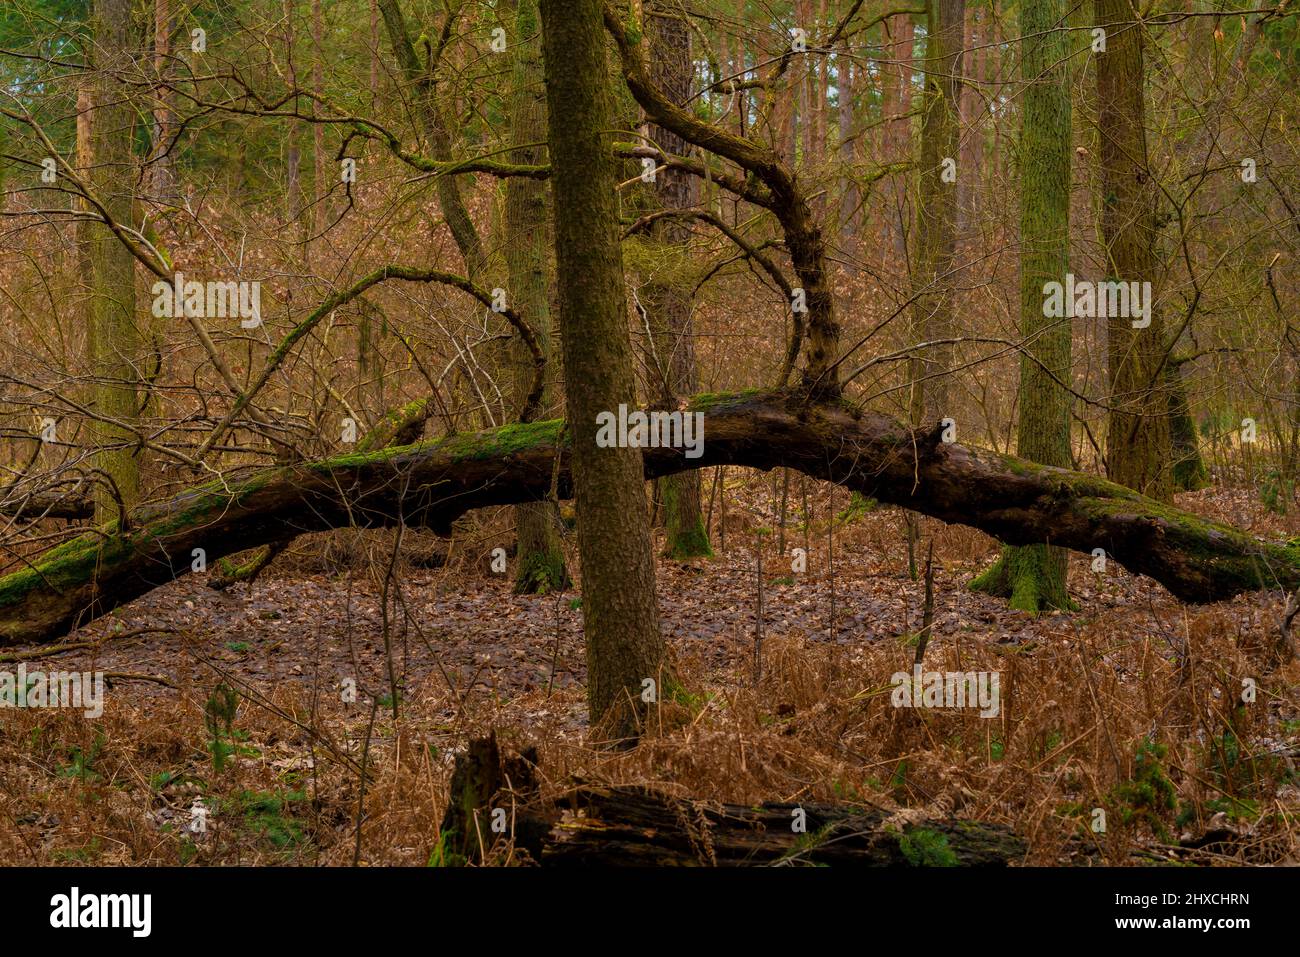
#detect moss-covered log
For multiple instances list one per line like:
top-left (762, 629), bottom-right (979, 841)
top-left (443, 736), bottom-right (1021, 866)
top-left (2, 390), bottom-right (1298, 645)
top-left (516, 785), bottom-right (1024, 866)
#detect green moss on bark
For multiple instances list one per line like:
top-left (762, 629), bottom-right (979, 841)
top-left (664, 516), bottom-right (711, 559)
top-left (513, 545), bottom-right (570, 595)
top-left (970, 543), bottom-right (1077, 613)
top-left (661, 474), bottom-right (711, 559)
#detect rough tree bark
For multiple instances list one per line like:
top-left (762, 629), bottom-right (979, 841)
top-left (438, 735), bottom-right (1024, 866)
top-left (150, 0), bottom-right (177, 204)
top-left (971, 0), bottom-right (1075, 612)
top-left (3, 391), bottom-right (1298, 647)
top-left (907, 0), bottom-right (965, 427)
top-left (505, 0), bottom-right (569, 594)
top-left (838, 41), bottom-right (857, 258)
top-left (882, 13), bottom-right (916, 265)
top-left (519, 785), bottom-right (1024, 866)
top-left (283, 0), bottom-right (302, 226)
top-left (88, 0), bottom-right (143, 523)
top-left (1168, 360), bottom-right (1209, 491)
top-left (540, 0), bottom-right (667, 743)
top-left (643, 1), bottom-right (710, 559)
top-left (1095, 0), bottom-right (1172, 501)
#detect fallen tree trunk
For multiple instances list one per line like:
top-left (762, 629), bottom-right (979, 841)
top-left (0, 493), bottom-right (95, 521)
top-left (518, 785), bottom-right (1024, 866)
top-left (442, 734), bottom-right (1021, 866)
top-left (441, 738), bottom-right (1019, 868)
top-left (2, 389), bottom-right (1297, 644)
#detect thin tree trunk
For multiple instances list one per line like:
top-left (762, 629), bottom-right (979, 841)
top-left (838, 42), bottom-right (857, 257)
top-left (311, 0), bottom-right (326, 241)
top-left (539, 0), bottom-right (667, 744)
top-left (370, 0), bottom-right (380, 106)
top-left (971, 0), bottom-right (1075, 612)
top-left (644, 1), bottom-right (710, 559)
top-left (957, 3), bottom-right (980, 227)
top-left (506, 0), bottom-right (569, 593)
top-left (798, 0), bottom-right (812, 167)
top-left (377, 0), bottom-right (487, 279)
top-left (284, 0), bottom-right (302, 227)
top-left (151, 0), bottom-right (177, 204)
top-left (1095, 0), bottom-right (1173, 501)
top-left (1168, 361), bottom-right (1209, 490)
top-left (883, 14), bottom-right (915, 266)
top-left (88, 0), bottom-right (142, 522)
top-left (908, 0), bottom-right (964, 427)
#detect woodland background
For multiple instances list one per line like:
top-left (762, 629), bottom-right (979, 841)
top-left (0, 0), bottom-right (1298, 865)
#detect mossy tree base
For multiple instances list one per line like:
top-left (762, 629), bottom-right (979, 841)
top-left (3, 390), bottom-right (1299, 646)
top-left (661, 472), bottom-right (711, 559)
top-left (513, 546), bottom-right (571, 595)
top-left (1172, 456), bottom-right (1211, 493)
top-left (438, 732), bottom-right (542, 865)
top-left (970, 544), bottom-right (1078, 613)
top-left (664, 519), bottom-right (712, 560)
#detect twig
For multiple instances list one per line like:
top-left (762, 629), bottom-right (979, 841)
top-left (755, 531), bottom-right (765, 684)
top-left (914, 541), bottom-right (935, 668)
top-left (352, 697), bottom-right (380, 866)
top-left (0, 628), bottom-right (175, 662)
top-left (103, 671), bottom-right (178, 688)
top-left (1280, 586), bottom-right (1300, 661)
top-left (547, 590), bottom-right (563, 698)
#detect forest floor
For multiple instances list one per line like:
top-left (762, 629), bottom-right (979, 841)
top-left (2, 479), bottom-right (1298, 866)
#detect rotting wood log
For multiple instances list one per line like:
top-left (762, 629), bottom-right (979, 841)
top-left (2, 390), bottom-right (1298, 645)
top-left (441, 735), bottom-right (1022, 866)
top-left (0, 493), bottom-right (95, 521)
top-left (516, 785), bottom-right (1025, 866)
top-left (439, 731), bottom-right (541, 865)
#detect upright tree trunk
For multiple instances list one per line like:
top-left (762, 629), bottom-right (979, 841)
top-left (284, 0), bottom-right (302, 227)
top-left (76, 82), bottom-right (95, 351)
top-left (1168, 361), bottom-right (1209, 490)
top-left (506, 0), bottom-right (569, 593)
top-left (370, 0), bottom-right (380, 106)
top-left (813, 0), bottom-right (827, 160)
top-left (838, 43), bottom-right (857, 257)
top-left (88, 0), bottom-right (142, 522)
top-left (1095, 0), bottom-right (1172, 501)
top-left (882, 14), bottom-right (915, 266)
top-left (644, 1), bottom-right (710, 559)
top-left (957, 2), bottom-right (981, 227)
top-left (151, 0), bottom-right (177, 204)
top-left (908, 0), bottom-right (965, 427)
top-left (797, 0), bottom-right (812, 168)
top-left (539, 0), bottom-right (667, 743)
top-left (971, 0), bottom-right (1075, 611)
top-left (311, 0), bottom-right (326, 242)
top-left (377, 0), bottom-right (491, 435)
top-left (378, 0), bottom-right (486, 280)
